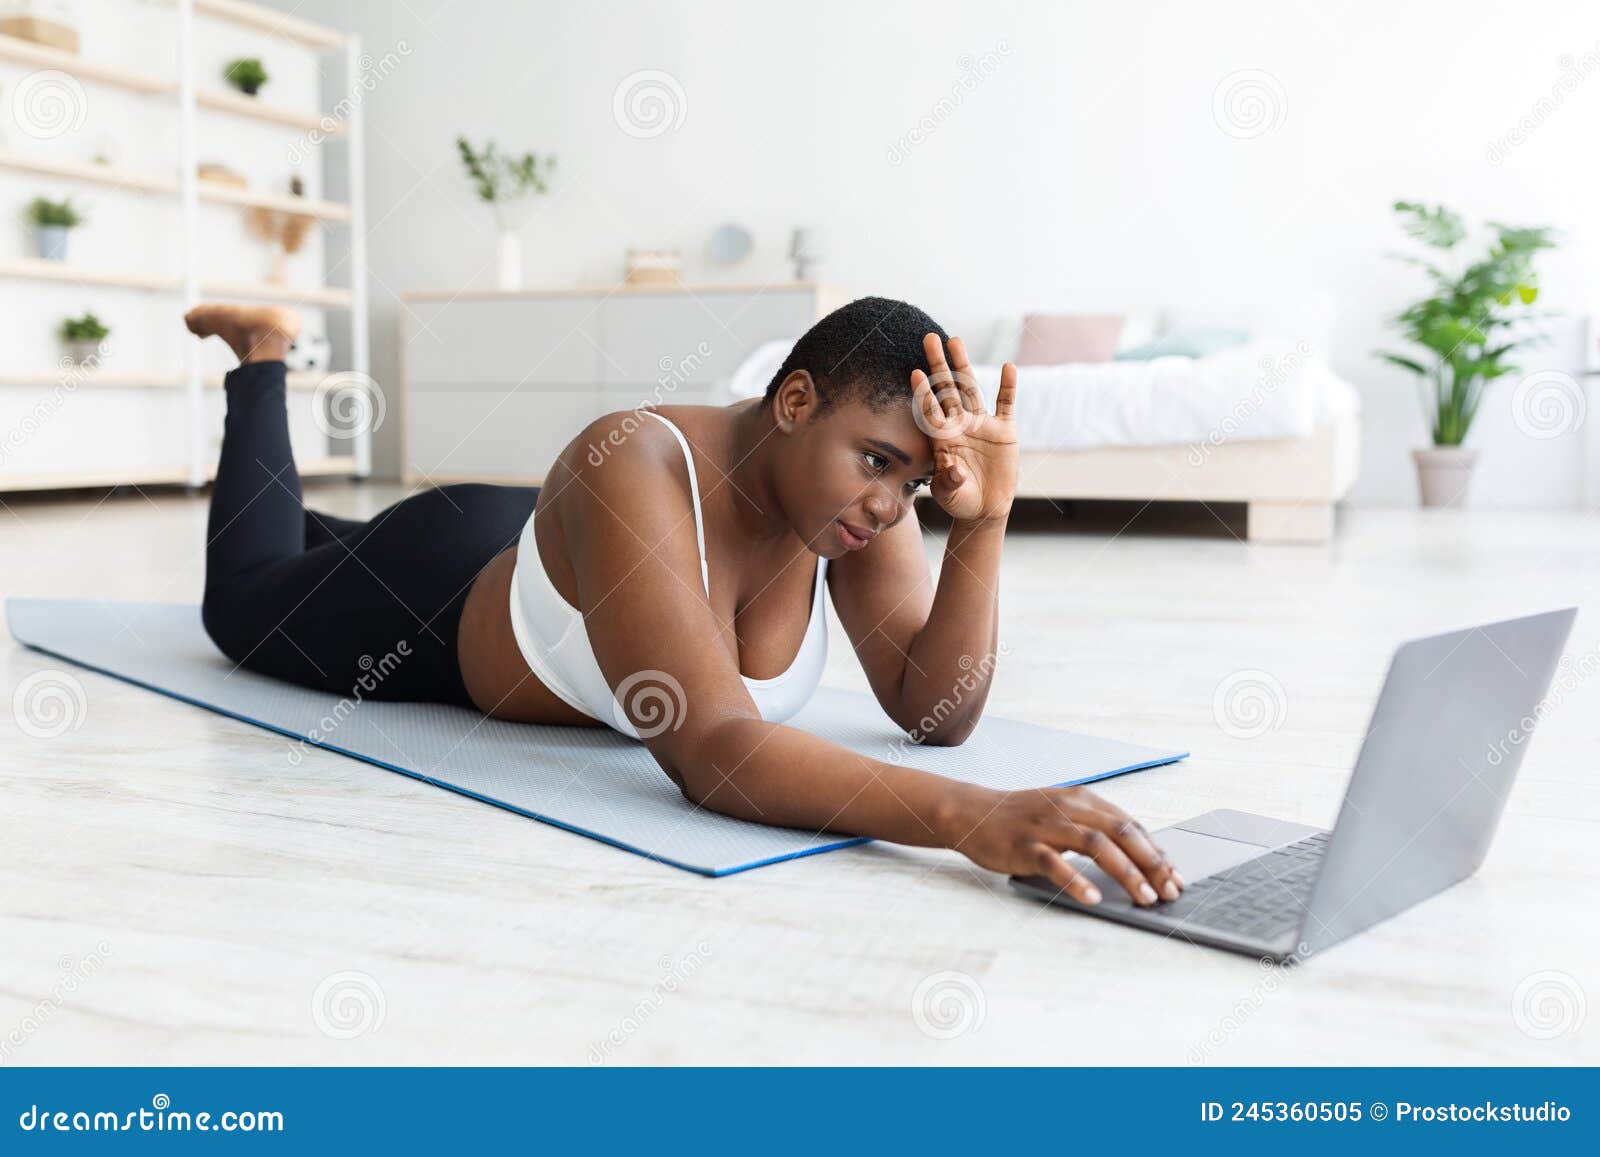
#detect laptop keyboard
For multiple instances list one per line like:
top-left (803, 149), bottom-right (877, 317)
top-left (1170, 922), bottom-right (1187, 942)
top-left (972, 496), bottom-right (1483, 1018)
top-left (1152, 832), bottom-right (1329, 942)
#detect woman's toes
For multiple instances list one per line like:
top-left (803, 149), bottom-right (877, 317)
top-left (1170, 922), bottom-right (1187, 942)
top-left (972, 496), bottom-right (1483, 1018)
top-left (184, 304), bottom-right (302, 362)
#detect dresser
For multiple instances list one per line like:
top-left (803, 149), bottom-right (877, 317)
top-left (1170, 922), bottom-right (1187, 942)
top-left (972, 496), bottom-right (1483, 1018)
top-left (398, 283), bottom-right (846, 485)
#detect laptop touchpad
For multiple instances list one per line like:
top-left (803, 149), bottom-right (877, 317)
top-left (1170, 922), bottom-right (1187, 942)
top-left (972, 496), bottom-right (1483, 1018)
top-left (1147, 826), bottom-right (1268, 881)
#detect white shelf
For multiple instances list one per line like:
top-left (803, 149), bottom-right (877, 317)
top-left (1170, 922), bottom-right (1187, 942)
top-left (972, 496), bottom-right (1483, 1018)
top-left (0, 257), bottom-right (183, 292)
top-left (204, 371), bottom-right (324, 390)
top-left (0, 151), bottom-right (352, 221)
top-left (0, 455), bottom-right (358, 492)
top-left (193, 0), bottom-right (345, 51)
top-left (0, 369), bottom-right (182, 389)
top-left (0, 149), bottom-right (177, 195)
top-left (0, 33), bottom-right (174, 95)
top-left (196, 180), bottom-right (351, 222)
top-left (196, 85), bottom-right (344, 135)
top-left (0, 370), bottom-right (323, 390)
top-left (201, 280), bottom-right (352, 308)
top-left (0, 259), bottom-right (353, 307)
top-left (0, 34), bottom-right (344, 135)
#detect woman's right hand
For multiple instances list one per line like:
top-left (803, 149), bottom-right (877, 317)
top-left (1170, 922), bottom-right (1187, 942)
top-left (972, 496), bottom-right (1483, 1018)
top-left (941, 785), bottom-right (1185, 906)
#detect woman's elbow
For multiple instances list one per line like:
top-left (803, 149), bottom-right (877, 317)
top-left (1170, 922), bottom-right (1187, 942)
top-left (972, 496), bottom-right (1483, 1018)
top-left (907, 711), bottom-right (982, 747)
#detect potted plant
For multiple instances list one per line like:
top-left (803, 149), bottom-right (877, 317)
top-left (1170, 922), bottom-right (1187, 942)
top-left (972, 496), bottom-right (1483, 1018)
top-left (1379, 201), bottom-right (1556, 507)
top-left (456, 136), bottom-right (556, 290)
top-left (244, 176), bottom-right (314, 283)
top-left (27, 196), bottom-right (84, 261)
top-left (224, 57), bottom-right (269, 97)
top-left (60, 311), bottom-right (110, 366)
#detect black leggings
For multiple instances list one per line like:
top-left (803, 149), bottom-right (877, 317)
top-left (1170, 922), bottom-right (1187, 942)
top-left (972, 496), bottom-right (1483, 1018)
top-left (201, 360), bottom-right (539, 706)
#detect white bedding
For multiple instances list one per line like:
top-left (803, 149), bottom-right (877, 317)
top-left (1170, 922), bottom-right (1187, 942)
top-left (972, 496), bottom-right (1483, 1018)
top-left (719, 339), bottom-right (1362, 451)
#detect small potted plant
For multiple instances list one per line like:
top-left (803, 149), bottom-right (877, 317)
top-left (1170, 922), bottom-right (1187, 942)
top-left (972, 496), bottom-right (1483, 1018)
top-left (456, 136), bottom-right (555, 290)
top-left (59, 311), bottom-right (110, 366)
top-left (224, 57), bottom-right (269, 97)
top-left (27, 196), bottom-right (84, 261)
top-left (1378, 201), bottom-right (1556, 507)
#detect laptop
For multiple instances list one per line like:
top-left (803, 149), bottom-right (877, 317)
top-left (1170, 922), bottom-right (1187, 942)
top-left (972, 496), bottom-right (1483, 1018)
top-left (1011, 609), bottom-right (1577, 962)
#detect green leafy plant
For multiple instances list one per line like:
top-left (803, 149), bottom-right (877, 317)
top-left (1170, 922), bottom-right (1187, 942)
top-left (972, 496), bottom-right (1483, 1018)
top-left (1378, 201), bottom-right (1556, 446)
top-left (224, 57), bottom-right (269, 96)
top-left (60, 311), bottom-right (110, 342)
top-left (456, 136), bottom-right (555, 203)
top-left (27, 196), bottom-right (83, 228)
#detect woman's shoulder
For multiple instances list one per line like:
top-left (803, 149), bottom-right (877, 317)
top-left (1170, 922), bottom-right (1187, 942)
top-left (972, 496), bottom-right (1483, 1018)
top-left (567, 406), bottom-right (676, 472)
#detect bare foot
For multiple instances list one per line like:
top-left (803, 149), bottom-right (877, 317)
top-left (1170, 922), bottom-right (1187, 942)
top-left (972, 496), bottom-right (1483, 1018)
top-left (184, 304), bottom-right (302, 365)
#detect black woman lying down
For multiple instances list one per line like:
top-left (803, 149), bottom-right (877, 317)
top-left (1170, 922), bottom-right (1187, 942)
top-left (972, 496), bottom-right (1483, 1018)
top-left (187, 297), bottom-right (1185, 908)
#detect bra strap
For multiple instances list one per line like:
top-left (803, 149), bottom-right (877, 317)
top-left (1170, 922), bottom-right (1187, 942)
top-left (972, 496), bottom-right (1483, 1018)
top-left (641, 409), bottom-right (711, 597)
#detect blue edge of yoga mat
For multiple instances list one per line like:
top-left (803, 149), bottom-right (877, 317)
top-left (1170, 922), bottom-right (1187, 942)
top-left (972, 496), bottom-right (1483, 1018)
top-left (6, 597), bottom-right (1188, 878)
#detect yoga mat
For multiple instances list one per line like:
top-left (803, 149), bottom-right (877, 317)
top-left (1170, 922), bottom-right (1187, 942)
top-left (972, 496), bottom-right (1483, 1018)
top-left (6, 598), bottom-right (1187, 876)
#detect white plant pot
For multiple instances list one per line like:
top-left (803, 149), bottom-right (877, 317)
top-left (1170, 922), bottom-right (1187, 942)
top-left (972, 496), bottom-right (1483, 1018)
top-left (36, 225), bottom-right (70, 261)
top-left (496, 232), bottom-right (523, 291)
top-left (63, 339), bottom-right (102, 366)
top-left (1412, 446), bottom-right (1478, 508)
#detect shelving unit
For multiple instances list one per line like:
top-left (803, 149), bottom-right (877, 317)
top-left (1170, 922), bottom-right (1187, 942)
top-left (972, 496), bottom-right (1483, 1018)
top-left (0, 455), bottom-right (358, 493)
top-left (0, 0), bottom-right (370, 492)
top-left (0, 370), bottom-right (324, 390)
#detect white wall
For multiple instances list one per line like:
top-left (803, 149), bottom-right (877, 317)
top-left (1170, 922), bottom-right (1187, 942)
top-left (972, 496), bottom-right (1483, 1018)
top-left (294, 0), bottom-right (1599, 507)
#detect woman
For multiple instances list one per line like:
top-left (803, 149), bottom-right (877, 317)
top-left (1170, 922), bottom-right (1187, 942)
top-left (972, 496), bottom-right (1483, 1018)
top-left (188, 296), bottom-right (1183, 908)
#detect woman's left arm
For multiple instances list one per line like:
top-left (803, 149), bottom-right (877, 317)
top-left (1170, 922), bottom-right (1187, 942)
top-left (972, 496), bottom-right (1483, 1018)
top-left (831, 336), bottom-right (1019, 745)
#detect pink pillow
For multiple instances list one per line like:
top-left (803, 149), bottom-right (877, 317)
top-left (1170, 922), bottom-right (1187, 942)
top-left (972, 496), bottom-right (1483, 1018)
top-left (1015, 314), bottom-right (1125, 364)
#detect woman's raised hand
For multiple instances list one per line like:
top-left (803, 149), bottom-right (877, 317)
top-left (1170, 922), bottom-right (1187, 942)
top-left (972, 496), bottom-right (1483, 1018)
top-left (911, 333), bottom-right (1019, 523)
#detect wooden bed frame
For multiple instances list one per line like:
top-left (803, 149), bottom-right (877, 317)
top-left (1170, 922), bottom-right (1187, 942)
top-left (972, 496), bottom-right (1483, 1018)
top-left (1011, 412), bottom-right (1360, 543)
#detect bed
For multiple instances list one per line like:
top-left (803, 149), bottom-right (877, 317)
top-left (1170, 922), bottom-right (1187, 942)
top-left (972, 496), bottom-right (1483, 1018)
top-left (719, 334), bottom-right (1362, 543)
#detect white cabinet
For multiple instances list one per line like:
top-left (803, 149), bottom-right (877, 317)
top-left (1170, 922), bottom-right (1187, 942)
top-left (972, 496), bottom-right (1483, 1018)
top-left (399, 284), bottom-right (843, 485)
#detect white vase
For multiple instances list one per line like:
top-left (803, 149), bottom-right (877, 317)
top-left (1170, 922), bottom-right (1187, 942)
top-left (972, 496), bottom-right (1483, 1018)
top-left (496, 232), bottom-right (523, 291)
top-left (1412, 446), bottom-right (1478, 508)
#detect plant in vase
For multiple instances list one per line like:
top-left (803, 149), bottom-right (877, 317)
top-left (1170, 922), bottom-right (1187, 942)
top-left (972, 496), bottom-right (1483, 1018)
top-left (245, 177), bottom-right (314, 284)
top-left (59, 311), bottom-right (110, 366)
top-left (224, 57), bottom-right (269, 97)
top-left (456, 136), bottom-right (555, 290)
top-left (1378, 201), bottom-right (1556, 508)
top-left (27, 196), bottom-right (84, 261)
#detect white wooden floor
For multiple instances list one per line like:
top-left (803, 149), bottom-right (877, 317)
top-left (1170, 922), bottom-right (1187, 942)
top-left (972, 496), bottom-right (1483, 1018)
top-left (2, 484), bottom-right (1595, 1066)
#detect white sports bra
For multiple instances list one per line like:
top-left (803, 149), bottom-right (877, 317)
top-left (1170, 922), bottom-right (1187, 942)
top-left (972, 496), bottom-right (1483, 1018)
top-left (507, 409), bottom-right (829, 740)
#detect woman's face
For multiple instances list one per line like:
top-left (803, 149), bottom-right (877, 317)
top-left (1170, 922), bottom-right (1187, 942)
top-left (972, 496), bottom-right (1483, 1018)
top-left (772, 382), bottom-right (937, 558)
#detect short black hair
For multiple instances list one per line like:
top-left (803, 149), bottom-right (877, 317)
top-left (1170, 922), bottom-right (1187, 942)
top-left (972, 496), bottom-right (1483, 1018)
top-left (763, 295), bottom-right (949, 411)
